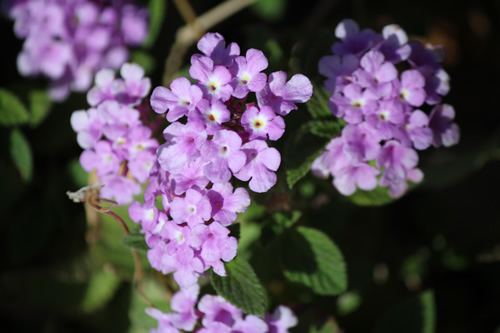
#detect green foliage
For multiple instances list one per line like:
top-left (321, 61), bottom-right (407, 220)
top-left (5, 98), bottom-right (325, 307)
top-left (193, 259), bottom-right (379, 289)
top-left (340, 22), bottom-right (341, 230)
top-left (310, 318), bottom-right (341, 333)
top-left (28, 89), bottom-right (52, 127)
top-left (0, 88), bottom-right (29, 126)
top-left (270, 210), bottom-right (302, 234)
top-left (210, 256), bottom-right (266, 317)
top-left (9, 128), bottom-right (33, 182)
top-left (285, 119), bottom-right (342, 189)
top-left (80, 268), bottom-right (122, 313)
top-left (374, 290), bottom-right (436, 333)
top-left (143, 0), bottom-right (166, 49)
top-left (131, 51), bottom-right (156, 75)
top-left (348, 181), bottom-right (419, 206)
top-left (279, 226), bottom-right (347, 295)
top-left (252, 0), bottom-right (286, 21)
top-left (307, 84), bottom-right (335, 120)
top-left (337, 291), bottom-right (362, 316)
top-left (122, 226), bottom-right (150, 253)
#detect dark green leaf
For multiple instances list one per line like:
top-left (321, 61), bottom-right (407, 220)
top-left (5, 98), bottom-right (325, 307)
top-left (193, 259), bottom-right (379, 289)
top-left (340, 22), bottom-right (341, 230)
top-left (285, 120), bottom-right (342, 189)
top-left (29, 89), bottom-right (52, 127)
top-left (307, 84), bottom-right (334, 119)
top-left (280, 226), bottom-right (347, 295)
top-left (210, 257), bottom-right (266, 317)
top-left (143, 0), bottom-right (167, 48)
top-left (252, 0), bottom-right (285, 21)
top-left (122, 226), bottom-right (150, 253)
top-left (0, 88), bottom-right (29, 126)
top-left (270, 211), bottom-right (302, 234)
top-left (10, 128), bottom-right (33, 182)
top-left (373, 290), bottom-right (436, 333)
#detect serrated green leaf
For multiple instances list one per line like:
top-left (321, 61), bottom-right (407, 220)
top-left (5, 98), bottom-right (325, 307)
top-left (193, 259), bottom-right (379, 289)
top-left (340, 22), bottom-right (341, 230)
top-left (280, 226), bottom-right (347, 295)
top-left (373, 290), bottom-right (436, 333)
top-left (80, 268), bottom-right (121, 313)
top-left (29, 89), bottom-right (52, 127)
top-left (10, 128), bottom-right (33, 182)
top-left (307, 84), bottom-right (334, 119)
top-left (122, 226), bottom-right (150, 253)
top-left (285, 120), bottom-right (342, 189)
top-left (143, 0), bottom-right (166, 48)
top-left (210, 257), bottom-right (266, 317)
top-left (0, 88), bottom-right (29, 126)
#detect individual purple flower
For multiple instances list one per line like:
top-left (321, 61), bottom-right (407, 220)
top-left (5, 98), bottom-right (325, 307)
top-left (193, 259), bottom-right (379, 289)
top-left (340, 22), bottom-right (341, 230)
top-left (234, 140), bottom-right (281, 193)
top-left (71, 108), bottom-right (103, 149)
top-left (157, 122), bottom-right (207, 174)
top-left (318, 54), bottom-right (359, 93)
top-left (111, 63), bottom-right (151, 106)
top-left (403, 110), bottom-right (433, 150)
top-left (241, 105), bottom-right (285, 141)
top-left (196, 32), bottom-right (240, 67)
top-left (265, 306), bottom-right (298, 333)
top-left (198, 295), bottom-right (243, 328)
top-left (190, 56), bottom-right (234, 101)
top-left (256, 71), bottom-right (313, 116)
top-left (87, 68), bottom-right (116, 106)
top-left (354, 50), bottom-right (398, 90)
top-left (207, 183), bottom-right (250, 226)
top-left (190, 99), bottom-right (230, 135)
top-left (332, 19), bottom-right (381, 56)
top-left (150, 77), bottom-right (203, 121)
top-left (79, 141), bottom-right (120, 177)
top-left (128, 199), bottom-right (158, 234)
top-left (398, 69), bottom-right (426, 107)
top-left (334, 162), bottom-right (380, 196)
top-left (365, 99), bottom-right (405, 141)
top-left (164, 284), bottom-right (200, 331)
top-left (170, 158), bottom-right (210, 195)
top-left (428, 104), bottom-right (460, 147)
top-left (232, 315), bottom-right (268, 333)
top-left (342, 123), bottom-right (380, 164)
top-left (378, 24), bottom-right (412, 63)
top-left (191, 221), bottom-right (237, 274)
top-left (200, 129), bottom-right (246, 184)
top-left (229, 48), bottom-right (268, 98)
top-left (330, 83), bottom-right (378, 123)
top-left (170, 188), bottom-right (211, 227)
top-left (146, 307), bottom-right (179, 333)
top-left (99, 174), bottom-right (142, 205)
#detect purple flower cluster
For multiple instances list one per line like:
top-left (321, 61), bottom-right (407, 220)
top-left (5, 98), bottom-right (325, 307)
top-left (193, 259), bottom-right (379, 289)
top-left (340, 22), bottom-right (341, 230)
top-left (146, 284), bottom-right (297, 333)
top-left (129, 32), bottom-right (312, 290)
top-left (312, 19), bottom-right (460, 197)
top-left (71, 63), bottom-right (156, 205)
top-left (6, 0), bottom-right (148, 101)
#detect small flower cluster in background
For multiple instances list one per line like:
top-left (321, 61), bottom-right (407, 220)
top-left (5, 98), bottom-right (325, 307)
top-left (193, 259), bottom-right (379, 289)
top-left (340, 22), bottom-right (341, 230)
top-left (127, 32), bottom-right (310, 332)
top-left (5, 0), bottom-right (148, 101)
top-left (146, 285), bottom-right (297, 333)
top-left (71, 63), bottom-right (155, 205)
top-left (312, 19), bottom-right (460, 197)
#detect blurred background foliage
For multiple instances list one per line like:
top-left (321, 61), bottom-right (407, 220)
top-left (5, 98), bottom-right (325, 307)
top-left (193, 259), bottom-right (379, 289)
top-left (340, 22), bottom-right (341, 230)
top-left (1, 0), bottom-right (500, 332)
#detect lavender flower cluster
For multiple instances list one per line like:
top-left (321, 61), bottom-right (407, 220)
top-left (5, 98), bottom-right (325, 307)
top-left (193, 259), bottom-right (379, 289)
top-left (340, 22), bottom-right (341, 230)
top-left (71, 63), bottom-right (155, 205)
top-left (147, 284), bottom-right (297, 333)
top-left (311, 19), bottom-right (460, 198)
top-left (127, 32), bottom-right (311, 332)
top-left (5, 0), bottom-right (148, 101)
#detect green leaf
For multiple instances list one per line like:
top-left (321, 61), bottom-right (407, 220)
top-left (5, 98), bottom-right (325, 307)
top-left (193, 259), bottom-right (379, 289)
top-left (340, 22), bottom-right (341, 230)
top-left (279, 226), bottom-right (347, 295)
top-left (0, 88), bottom-right (29, 126)
top-left (80, 268), bottom-right (121, 313)
top-left (130, 51), bottom-right (156, 75)
top-left (337, 291), bottom-right (362, 316)
top-left (28, 89), bottom-right (52, 127)
top-left (270, 210), bottom-right (302, 234)
top-left (373, 290), bottom-right (436, 333)
top-left (307, 84), bottom-right (334, 119)
top-left (252, 0), bottom-right (285, 21)
top-left (285, 120), bottom-right (342, 189)
top-left (10, 128), bottom-right (33, 182)
top-left (210, 256), bottom-right (266, 317)
top-left (122, 226), bottom-right (150, 253)
top-left (143, 0), bottom-right (166, 48)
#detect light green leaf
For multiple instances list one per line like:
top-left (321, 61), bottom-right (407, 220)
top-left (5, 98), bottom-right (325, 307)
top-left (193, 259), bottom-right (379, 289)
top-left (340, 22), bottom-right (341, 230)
top-left (143, 0), bottom-right (166, 48)
top-left (10, 128), bottom-right (33, 182)
top-left (279, 226), bottom-right (347, 295)
top-left (122, 226), bottom-right (150, 253)
top-left (29, 89), bottom-right (52, 127)
top-left (210, 257), bottom-right (266, 317)
top-left (0, 88), bottom-right (29, 126)
top-left (373, 290), bottom-right (436, 333)
top-left (80, 268), bottom-right (121, 313)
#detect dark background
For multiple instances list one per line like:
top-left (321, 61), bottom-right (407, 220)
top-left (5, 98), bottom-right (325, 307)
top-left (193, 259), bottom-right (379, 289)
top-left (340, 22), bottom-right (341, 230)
top-left (1, 0), bottom-right (499, 332)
